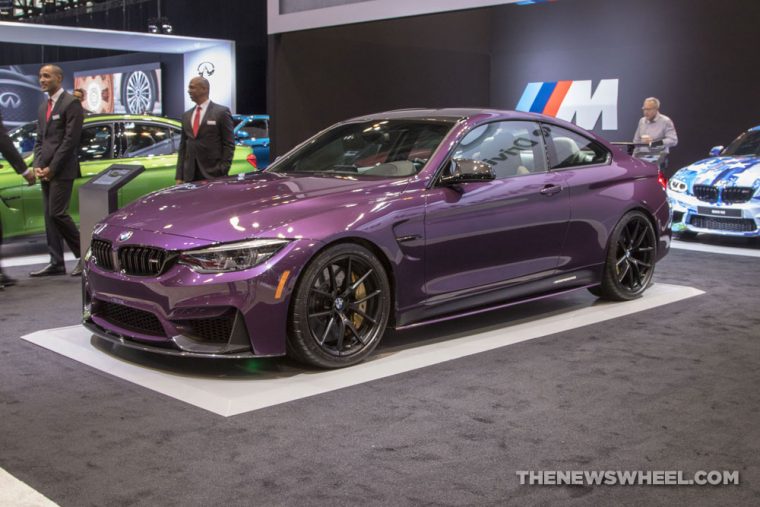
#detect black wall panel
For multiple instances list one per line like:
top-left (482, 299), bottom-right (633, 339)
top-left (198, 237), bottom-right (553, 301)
top-left (268, 9), bottom-right (492, 155)
top-left (270, 0), bottom-right (760, 175)
top-left (489, 0), bottom-right (760, 175)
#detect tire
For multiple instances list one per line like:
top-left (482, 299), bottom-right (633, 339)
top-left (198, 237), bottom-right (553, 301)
top-left (121, 70), bottom-right (157, 114)
top-left (592, 210), bottom-right (657, 301)
top-left (287, 243), bottom-right (391, 368)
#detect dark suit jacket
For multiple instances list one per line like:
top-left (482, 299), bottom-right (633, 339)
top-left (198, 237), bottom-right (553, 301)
top-left (33, 91), bottom-right (84, 181)
top-left (0, 111), bottom-right (28, 175)
top-left (176, 101), bottom-right (235, 181)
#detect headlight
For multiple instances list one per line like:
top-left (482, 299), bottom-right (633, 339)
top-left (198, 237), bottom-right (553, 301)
top-left (668, 178), bottom-right (687, 193)
top-left (178, 239), bottom-right (290, 273)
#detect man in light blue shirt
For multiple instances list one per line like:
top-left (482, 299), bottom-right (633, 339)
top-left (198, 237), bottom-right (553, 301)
top-left (633, 97), bottom-right (678, 166)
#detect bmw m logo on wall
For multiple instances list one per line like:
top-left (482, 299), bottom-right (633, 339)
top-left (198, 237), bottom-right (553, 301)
top-left (516, 79), bottom-right (619, 130)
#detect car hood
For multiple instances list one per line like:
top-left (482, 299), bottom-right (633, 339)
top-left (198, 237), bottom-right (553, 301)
top-left (107, 172), bottom-right (408, 242)
top-left (672, 155), bottom-right (760, 190)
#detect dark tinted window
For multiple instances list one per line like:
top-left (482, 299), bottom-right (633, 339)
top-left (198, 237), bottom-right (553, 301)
top-left (237, 119), bottom-right (268, 139)
top-left (544, 124), bottom-right (610, 169)
top-left (79, 124), bottom-right (112, 162)
top-left (453, 121), bottom-right (546, 179)
top-left (9, 122), bottom-right (37, 158)
top-left (723, 130), bottom-right (760, 156)
top-left (121, 122), bottom-right (175, 158)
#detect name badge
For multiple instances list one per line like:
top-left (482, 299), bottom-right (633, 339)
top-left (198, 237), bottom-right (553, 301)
top-left (207, 120), bottom-right (217, 125)
top-left (52, 114), bottom-right (60, 120)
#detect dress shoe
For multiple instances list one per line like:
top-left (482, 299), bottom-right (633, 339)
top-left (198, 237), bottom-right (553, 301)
top-left (0, 272), bottom-right (16, 287)
top-left (29, 264), bottom-right (66, 277)
top-left (70, 259), bottom-right (84, 277)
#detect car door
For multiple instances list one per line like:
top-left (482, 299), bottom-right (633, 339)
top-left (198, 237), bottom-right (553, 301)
top-left (115, 120), bottom-right (180, 206)
top-left (424, 120), bottom-right (570, 299)
top-left (540, 123), bottom-right (617, 272)
top-left (20, 121), bottom-right (113, 233)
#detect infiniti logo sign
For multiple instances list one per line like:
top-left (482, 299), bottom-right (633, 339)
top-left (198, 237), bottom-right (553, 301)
top-left (197, 61), bottom-right (215, 78)
top-left (0, 91), bottom-right (21, 109)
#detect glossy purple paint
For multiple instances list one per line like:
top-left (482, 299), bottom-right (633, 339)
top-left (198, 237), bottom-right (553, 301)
top-left (83, 108), bottom-right (670, 358)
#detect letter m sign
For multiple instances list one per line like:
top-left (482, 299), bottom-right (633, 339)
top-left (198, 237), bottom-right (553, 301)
top-left (515, 79), bottom-right (619, 130)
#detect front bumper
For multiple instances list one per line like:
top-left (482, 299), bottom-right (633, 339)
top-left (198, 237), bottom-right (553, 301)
top-left (82, 230), bottom-right (321, 358)
top-left (668, 193), bottom-right (760, 237)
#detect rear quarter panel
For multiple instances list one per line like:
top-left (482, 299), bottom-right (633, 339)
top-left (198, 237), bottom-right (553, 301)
top-left (558, 156), bottom-right (670, 271)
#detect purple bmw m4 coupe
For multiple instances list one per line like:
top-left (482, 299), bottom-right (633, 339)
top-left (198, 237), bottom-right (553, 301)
top-left (82, 109), bottom-right (670, 368)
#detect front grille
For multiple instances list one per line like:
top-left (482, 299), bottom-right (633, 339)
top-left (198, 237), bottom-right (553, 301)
top-left (693, 184), bottom-right (718, 202)
top-left (91, 239), bottom-right (114, 271)
top-left (175, 314), bottom-right (234, 343)
top-left (721, 186), bottom-right (754, 204)
top-left (97, 301), bottom-right (165, 336)
top-left (118, 246), bottom-right (171, 276)
top-left (688, 215), bottom-right (757, 232)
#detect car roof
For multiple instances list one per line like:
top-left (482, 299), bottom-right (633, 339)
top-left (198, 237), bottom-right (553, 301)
top-left (233, 114), bottom-right (270, 121)
top-left (84, 114), bottom-right (181, 127)
top-left (345, 108), bottom-right (570, 124)
top-left (339, 108), bottom-right (610, 144)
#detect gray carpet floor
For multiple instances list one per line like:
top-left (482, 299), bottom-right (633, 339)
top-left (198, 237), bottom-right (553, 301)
top-left (1, 244), bottom-right (759, 506)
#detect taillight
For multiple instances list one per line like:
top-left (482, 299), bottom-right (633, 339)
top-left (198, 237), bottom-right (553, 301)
top-left (247, 153), bottom-right (258, 169)
top-left (657, 169), bottom-right (667, 189)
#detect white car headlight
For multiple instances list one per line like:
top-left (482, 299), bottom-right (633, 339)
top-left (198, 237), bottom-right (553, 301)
top-left (668, 178), bottom-right (687, 193)
top-left (178, 239), bottom-right (290, 273)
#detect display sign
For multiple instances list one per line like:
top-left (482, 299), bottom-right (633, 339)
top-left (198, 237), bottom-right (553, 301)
top-left (74, 62), bottom-right (162, 115)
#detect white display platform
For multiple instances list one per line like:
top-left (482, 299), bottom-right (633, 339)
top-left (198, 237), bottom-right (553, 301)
top-left (671, 239), bottom-right (760, 258)
top-left (0, 467), bottom-right (59, 507)
top-left (21, 283), bottom-right (703, 417)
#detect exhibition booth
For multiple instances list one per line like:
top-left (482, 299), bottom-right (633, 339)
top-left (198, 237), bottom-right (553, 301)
top-left (0, 0), bottom-right (759, 505)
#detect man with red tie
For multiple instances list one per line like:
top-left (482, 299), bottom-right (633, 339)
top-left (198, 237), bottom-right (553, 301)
top-left (30, 64), bottom-right (84, 277)
top-left (175, 76), bottom-right (234, 184)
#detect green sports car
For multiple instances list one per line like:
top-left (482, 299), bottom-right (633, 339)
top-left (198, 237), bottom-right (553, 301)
top-left (0, 114), bottom-right (257, 240)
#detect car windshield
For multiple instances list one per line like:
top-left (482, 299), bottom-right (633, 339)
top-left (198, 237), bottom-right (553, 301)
top-left (723, 130), bottom-right (760, 156)
top-left (269, 120), bottom-right (452, 178)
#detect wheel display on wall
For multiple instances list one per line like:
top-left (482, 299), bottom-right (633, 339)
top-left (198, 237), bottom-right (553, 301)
top-left (121, 69), bottom-right (157, 114)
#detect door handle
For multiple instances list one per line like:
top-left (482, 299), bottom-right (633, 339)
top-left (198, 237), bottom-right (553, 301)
top-left (540, 184), bottom-right (562, 196)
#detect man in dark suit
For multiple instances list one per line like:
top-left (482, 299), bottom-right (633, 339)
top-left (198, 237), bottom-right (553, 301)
top-left (0, 111), bottom-right (35, 288)
top-left (175, 76), bottom-right (235, 183)
top-left (30, 64), bottom-right (84, 277)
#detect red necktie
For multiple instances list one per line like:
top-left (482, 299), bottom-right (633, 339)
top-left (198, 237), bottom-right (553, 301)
top-left (192, 106), bottom-right (201, 137)
top-left (46, 99), bottom-right (53, 121)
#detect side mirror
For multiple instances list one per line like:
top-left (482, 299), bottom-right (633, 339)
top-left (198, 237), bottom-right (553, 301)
top-left (709, 145), bottom-right (724, 157)
top-left (440, 159), bottom-right (495, 186)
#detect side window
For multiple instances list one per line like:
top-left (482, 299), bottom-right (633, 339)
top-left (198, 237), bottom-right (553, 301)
top-left (543, 124), bottom-right (610, 169)
top-left (121, 123), bottom-right (175, 158)
top-left (242, 119), bottom-right (269, 139)
top-left (10, 122), bottom-right (38, 158)
top-left (79, 124), bottom-right (112, 162)
top-left (453, 121), bottom-right (547, 179)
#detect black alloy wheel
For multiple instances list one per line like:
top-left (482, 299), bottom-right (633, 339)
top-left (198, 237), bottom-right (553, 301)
top-left (590, 210), bottom-right (657, 301)
top-left (288, 243), bottom-right (391, 368)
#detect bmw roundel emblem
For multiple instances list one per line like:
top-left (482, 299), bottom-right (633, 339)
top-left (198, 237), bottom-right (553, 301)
top-left (118, 231), bottom-right (133, 242)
